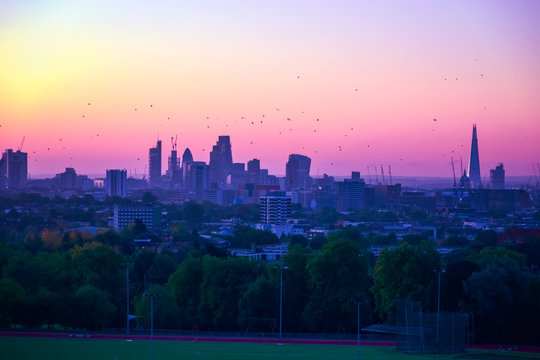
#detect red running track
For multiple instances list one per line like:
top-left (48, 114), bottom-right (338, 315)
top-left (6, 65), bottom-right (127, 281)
top-left (1, 331), bottom-right (539, 353)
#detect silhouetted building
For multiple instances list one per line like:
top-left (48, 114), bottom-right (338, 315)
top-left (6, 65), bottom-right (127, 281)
top-left (166, 146), bottom-right (182, 187)
top-left (260, 191), bottom-right (292, 225)
top-left (149, 140), bottom-right (162, 187)
top-left (337, 172), bottom-right (366, 211)
top-left (468, 125), bottom-right (482, 188)
top-left (459, 170), bottom-right (471, 189)
top-left (0, 149), bottom-right (28, 189)
top-left (106, 169), bottom-right (127, 197)
top-left (181, 147), bottom-right (194, 187)
top-left (228, 162), bottom-right (246, 186)
top-left (247, 158), bottom-right (261, 184)
top-left (374, 184), bottom-right (401, 208)
top-left (209, 135), bottom-right (233, 185)
top-left (285, 154), bottom-right (311, 190)
top-left (58, 168), bottom-right (77, 189)
top-left (185, 161), bottom-right (209, 195)
top-left (490, 163), bottom-right (505, 189)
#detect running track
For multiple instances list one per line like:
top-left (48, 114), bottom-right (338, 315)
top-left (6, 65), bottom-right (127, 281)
top-left (1, 331), bottom-right (539, 354)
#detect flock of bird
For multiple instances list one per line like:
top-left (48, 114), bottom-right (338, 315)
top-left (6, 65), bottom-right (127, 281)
top-left (4, 65), bottom-right (489, 175)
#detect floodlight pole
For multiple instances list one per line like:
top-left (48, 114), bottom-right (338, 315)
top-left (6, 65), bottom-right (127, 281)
top-left (144, 292), bottom-right (160, 360)
top-left (357, 301), bottom-right (360, 360)
top-left (435, 269), bottom-right (446, 353)
top-left (122, 262), bottom-right (133, 336)
top-left (278, 266), bottom-right (288, 339)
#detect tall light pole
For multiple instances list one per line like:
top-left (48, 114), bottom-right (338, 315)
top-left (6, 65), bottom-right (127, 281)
top-left (278, 266), bottom-right (288, 339)
top-left (121, 262), bottom-right (133, 336)
top-left (357, 301), bottom-right (360, 360)
top-left (434, 269), bottom-right (446, 353)
top-left (144, 292), bottom-right (161, 360)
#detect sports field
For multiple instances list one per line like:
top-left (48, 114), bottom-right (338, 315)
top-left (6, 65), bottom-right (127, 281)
top-left (1, 336), bottom-right (539, 360)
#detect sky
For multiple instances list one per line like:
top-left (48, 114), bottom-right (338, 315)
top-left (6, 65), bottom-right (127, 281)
top-left (1, 0), bottom-right (539, 179)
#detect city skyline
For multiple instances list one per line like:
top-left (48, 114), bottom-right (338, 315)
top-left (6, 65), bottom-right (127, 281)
top-left (1, 1), bottom-right (539, 177)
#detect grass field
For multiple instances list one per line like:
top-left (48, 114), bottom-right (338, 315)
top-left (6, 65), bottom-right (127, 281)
top-left (1, 337), bottom-right (539, 360)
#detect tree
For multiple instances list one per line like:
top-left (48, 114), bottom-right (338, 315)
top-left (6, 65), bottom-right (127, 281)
top-left (168, 252), bottom-right (203, 329)
top-left (303, 239), bottom-right (370, 332)
top-left (0, 278), bottom-right (25, 326)
top-left (238, 275), bottom-right (279, 332)
top-left (198, 256), bottom-right (261, 330)
top-left (134, 284), bottom-right (181, 330)
top-left (371, 242), bottom-right (440, 323)
top-left (461, 255), bottom-right (539, 344)
top-left (183, 201), bottom-right (204, 225)
top-left (282, 245), bottom-right (312, 332)
top-left (69, 285), bottom-right (116, 330)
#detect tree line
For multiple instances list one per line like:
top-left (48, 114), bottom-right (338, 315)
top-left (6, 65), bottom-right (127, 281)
top-left (0, 226), bottom-right (539, 345)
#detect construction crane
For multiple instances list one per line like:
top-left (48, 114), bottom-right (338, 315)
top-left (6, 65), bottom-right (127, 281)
top-left (18, 136), bottom-right (25, 151)
top-left (142, 165), bottom-right (147, 181)
top-left (380, 165), bottom-right (386, 185)
top-left (460, 157), bottom-right (464, 175)
top-left (374, 166), bottom-right (379, 184)
top-left (388, 165), bottom-right (393, 185)
top-left (366, 166), bottom-right (372, 184)
top-left (451, 156), bottom-right (457, 188)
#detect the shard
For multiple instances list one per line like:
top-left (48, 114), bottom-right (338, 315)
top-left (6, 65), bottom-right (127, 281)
top-left (467, 124), bottom-right (482, 188)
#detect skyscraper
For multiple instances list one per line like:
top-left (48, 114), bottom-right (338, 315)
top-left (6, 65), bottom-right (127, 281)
top-left (209, 135), bottom-right (233, 185)
top-left (106, 169), bottom-right (127, 197)
top-left (149, 140), bottom-right (162, 187)
top-left (166, 141), bottom-right (182, 187)
top-left (490, 163), bottom-right (505, 189)
top-left (181, 148), bottom-right (194, 188)
top-left (285, 154), bottom-right (311, 190)
top-left (0, 149), bottom-right (28, 189)
top-left (247, 158), bottom-right (261, 184)
top-left (467, 124), bottom-right (482, 188)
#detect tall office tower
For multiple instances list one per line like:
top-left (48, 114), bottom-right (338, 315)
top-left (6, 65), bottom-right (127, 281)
top-left (0, 149), bottom-right (28, 189)
top-left (106, 169), bottom-right (127, 197)
top-left (247, 158), bottom-right (261, 184)
top-left (467, 124), bottom-right (482, 188)
top-left (186, 161), bottom-right (209, 193)
top-left (285, 154), bottom-right (311, 190)
top-left (167, 148), bottom-right (182, 186)
top-left (181, 148), bottom-right (194, 188)
top-left (209, 135), bottom-right (233, 185)
top-left (260, 191), bottom-right (292, 225)
top-left (149, 140), bottom-right (162, 187)
top-left (490, 163), bottom-right (505, 189)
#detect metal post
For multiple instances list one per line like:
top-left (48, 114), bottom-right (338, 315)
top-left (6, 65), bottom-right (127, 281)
top-left (122, 262), bottom-right (132, 336)
top-left (436, 271), bottom-right (441, 352)
top-left (357, 301), bottom-right (360, 360)
top-left (150, 295), bottom-right (154, 360)
top-left (127, 266), bottom-right (130, 336)
top-left (279, 268), bottom-right (283, 339)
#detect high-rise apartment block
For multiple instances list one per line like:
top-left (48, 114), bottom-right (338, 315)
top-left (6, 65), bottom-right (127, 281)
top-left (0, 149), bottom-right (28, 189)
top-left (260, 191), bottom-right (292, 225)
top-left (106, 169), bottom-right (127, 197)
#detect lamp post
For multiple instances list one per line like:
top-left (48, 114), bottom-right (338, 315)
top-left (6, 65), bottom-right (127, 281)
top-left (144, 292), bottom-right (161, 360)
top-left (277, 265), bottom-right (288, 339)
top-left (121, 262), bottom-right (133, 336)
top-left (357, 301), bottom-right (360, 360)
top-left (434, 269), bottom-right (446, 353)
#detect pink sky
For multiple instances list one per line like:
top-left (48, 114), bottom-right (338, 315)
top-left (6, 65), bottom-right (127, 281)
top-left (1, 1), bottom-right (539, 178)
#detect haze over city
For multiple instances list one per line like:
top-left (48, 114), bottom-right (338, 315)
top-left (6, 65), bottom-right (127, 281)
top-left (1, 1), bottom-right (539, 178)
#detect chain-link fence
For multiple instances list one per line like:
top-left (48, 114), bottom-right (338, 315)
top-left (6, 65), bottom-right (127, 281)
top-left (395, 299), bottom-right (467, 353)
